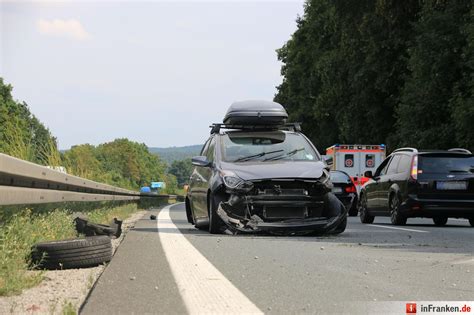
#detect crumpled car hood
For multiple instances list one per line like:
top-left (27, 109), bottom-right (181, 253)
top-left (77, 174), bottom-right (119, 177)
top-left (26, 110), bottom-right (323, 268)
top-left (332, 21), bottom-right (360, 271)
top-left (219, 160), bottom-right (326, 181)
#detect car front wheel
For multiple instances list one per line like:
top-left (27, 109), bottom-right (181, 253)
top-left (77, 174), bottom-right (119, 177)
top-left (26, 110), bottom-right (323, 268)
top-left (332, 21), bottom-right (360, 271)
top-left (359, 194), bottom-right (374, 224)
top-left (208, 193), bottom-right (225, 234)
top-left (185, 197), bottom-right (194, 224)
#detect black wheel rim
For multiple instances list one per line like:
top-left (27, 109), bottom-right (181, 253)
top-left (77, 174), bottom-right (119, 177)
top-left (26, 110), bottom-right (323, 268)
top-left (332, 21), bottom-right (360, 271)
top-left (390, 195), bottom-right (400, 220)
top-left (360, 196), bottom-right (367, 217)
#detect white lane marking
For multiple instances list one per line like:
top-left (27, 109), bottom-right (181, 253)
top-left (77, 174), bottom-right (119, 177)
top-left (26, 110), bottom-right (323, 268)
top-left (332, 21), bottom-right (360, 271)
top-left (157, 204), bottom-right (263, 315)
top-left (451, 258), bottom-right (474, 265)
top-left (368, 224), bottom-right (429, 233)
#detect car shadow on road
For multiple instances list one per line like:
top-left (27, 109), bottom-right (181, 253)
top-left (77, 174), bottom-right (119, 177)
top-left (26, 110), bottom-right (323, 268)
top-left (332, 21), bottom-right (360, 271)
top-left (134, 212), bottom-right (474, 255)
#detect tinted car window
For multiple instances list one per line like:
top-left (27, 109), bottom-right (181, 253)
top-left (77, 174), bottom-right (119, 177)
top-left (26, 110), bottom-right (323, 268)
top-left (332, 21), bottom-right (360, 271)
top-left (206, 137), bottom-right (216, 162)
top-left (419, 155), bottom-right (474, 174)
top-left (221, 131), bottom-right (319, 162)
top-left (377, 156), bottom-right (392, 176)
top-left (200, 139), bottom-right (210, 156)
top-left (386, 155), bottom-right (401, 175)
top-left (330, 171), bottom-right (351, 183)
top-left (397, 155), bottom-right (412, 173)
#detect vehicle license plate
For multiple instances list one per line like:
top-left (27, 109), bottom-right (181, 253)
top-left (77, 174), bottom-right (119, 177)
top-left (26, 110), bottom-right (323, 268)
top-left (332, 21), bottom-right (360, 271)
top-left (332, 187), bottom-right (343, 193)
top-left (436, 181), bottom-right (467, 190)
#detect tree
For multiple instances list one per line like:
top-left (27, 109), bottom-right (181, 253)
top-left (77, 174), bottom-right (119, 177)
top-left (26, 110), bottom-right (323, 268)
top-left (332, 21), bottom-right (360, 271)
top-left (0, 78), bottom-right (58, 162)
top-left (169, 159), bottom-right (193, 186)
top-left (450, 4), bottom-right (474, 148)
top-left (397, 0), bottom-right (471, 149)
top-left (275, 0), bottom-right (472, 152)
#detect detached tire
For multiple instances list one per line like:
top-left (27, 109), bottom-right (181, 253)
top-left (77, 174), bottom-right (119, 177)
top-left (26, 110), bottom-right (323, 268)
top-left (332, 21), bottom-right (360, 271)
top-left (31, 236), bottom-right (112, 270)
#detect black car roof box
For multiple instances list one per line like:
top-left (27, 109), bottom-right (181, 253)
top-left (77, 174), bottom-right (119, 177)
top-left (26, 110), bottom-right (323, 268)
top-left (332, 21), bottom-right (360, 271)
top-left (223, 100), bottom-right (288, 125)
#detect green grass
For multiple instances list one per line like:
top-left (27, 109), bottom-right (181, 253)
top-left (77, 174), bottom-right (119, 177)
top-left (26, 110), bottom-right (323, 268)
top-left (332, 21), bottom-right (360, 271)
top-left (0, 203), bottom-right (140, 296)
top-left (86, 203), bottom-right (139, 225)
top-left (62, 301), bottom-right (77, 315)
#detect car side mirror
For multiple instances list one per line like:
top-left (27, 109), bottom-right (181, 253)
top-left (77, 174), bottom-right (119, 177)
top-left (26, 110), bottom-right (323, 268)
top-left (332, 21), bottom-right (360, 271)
top-left (323, 156), bottom-right (333, 166)
top-left (192, 156), bottom-right (211, 167)
top-left (364, 171), bottom-right (373, 178)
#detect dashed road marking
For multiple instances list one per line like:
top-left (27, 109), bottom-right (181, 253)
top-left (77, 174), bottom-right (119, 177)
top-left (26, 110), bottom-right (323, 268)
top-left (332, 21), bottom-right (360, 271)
top-left (368, 224), bottom-right (429, 233)
top-left (157, 204), bottom-right (263, 314)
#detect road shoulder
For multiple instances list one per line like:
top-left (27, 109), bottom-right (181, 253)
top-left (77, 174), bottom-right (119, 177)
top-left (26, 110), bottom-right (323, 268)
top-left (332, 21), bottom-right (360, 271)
top-left (80, 208), bottom-right (187, 315)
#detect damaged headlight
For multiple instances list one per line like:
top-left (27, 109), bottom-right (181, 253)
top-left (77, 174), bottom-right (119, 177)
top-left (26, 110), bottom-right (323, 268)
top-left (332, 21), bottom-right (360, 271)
top-left (221, 172), bottom-right (254, 191)
top-left (320, 169), bottom-right (330, 185)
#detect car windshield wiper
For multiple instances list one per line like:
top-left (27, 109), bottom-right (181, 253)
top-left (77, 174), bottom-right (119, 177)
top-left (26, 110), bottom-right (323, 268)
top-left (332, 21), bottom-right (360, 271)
top-left (263, 147), bottom-right (305, 161)
top-left (233, 149), bottom-right (284, 162)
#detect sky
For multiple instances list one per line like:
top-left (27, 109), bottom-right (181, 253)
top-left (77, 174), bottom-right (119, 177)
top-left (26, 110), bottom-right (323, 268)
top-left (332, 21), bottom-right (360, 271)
top-left (1, 0), bottom-right (304, 150)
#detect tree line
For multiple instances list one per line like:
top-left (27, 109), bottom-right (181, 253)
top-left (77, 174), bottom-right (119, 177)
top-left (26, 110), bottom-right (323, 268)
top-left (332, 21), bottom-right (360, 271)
top-left (275, 0), bottom-right (473, 153)
top-left (0, 78), bottom-right (178, 193)
top-left (0, 78), bottom-right (58, 164)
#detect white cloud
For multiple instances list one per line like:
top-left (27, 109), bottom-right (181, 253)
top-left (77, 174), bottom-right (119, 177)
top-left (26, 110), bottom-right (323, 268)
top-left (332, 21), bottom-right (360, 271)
top-left (37, 19), bottom-right (90, 40)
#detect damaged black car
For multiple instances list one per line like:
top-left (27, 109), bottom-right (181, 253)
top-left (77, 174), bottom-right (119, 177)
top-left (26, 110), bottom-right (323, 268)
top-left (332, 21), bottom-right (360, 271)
top-left (185, 100), bottom-right (347, 235)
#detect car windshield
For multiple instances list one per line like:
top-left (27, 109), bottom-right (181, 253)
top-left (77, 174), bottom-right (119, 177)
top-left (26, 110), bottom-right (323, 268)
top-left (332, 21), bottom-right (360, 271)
top-left (220, 131), bottom-right (319, 163)
top-left (419, 155), bottom-right (474, 174)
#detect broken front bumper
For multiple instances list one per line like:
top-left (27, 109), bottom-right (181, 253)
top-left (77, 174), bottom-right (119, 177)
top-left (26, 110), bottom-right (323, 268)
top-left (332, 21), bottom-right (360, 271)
top-left (216, 192), bottom-right (347, 234)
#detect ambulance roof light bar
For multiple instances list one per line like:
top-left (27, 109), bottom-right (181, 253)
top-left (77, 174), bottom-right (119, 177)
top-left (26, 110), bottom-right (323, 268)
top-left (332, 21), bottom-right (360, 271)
top-left (332, 144), bottom-right (385, 149)
top-left (393, 147), bottom-right (418, 154)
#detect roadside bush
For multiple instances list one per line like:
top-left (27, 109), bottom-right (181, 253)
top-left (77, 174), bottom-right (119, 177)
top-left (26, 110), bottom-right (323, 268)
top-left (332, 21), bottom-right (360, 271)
top-left (0, 203), bottom-right (140, 296)
top-left (0, 209), bottom-right (75, 296)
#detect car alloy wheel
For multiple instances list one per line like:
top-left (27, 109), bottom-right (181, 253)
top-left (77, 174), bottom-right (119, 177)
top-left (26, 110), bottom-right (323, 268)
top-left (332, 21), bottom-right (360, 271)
top-left (389, 194), bottom-right (407, 225)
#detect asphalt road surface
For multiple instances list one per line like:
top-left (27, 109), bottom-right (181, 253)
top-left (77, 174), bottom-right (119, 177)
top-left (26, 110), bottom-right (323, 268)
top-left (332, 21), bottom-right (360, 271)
top-left (81, 203), bottom-right (473, 314)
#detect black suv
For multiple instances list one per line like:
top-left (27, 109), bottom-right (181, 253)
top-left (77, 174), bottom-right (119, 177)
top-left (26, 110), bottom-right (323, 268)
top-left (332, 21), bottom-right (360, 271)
top-left (185, 100), bottom-right (347, 235)
top-left (359, 147), bottom-right (474, 226)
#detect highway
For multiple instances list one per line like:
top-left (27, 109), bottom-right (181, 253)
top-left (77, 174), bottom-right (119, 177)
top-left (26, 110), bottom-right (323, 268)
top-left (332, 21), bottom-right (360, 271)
top-left (81, 203), bottom-right (474, 314)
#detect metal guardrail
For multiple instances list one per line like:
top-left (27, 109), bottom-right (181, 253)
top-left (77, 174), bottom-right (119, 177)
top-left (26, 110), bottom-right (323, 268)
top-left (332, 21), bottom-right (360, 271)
top-left (0, 153), bottom-right (140, 206)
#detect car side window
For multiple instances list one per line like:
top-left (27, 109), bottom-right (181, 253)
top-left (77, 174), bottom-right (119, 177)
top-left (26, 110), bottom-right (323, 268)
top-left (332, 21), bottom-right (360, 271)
top-left (397, 155), bottom-right (412, 173)
top-left (376, 156), bottom-right (392, 177)
top-left (386, 155), bottom-right (401, 175)
top-left (206, 137), bottom-right (216, 162)
top-left (200, 139), bottom-right (211, 156)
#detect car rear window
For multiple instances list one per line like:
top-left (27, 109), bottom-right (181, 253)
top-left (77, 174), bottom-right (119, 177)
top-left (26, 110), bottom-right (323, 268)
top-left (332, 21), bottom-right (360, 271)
top-left (419, 155), bottom-right (474, 174)
top-left (330, 171), bottom-right (350, 183)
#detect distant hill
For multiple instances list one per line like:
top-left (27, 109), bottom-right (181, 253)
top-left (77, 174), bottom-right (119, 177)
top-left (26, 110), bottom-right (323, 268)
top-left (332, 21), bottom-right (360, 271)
top-left (149, 144), bottom-right (202, 164)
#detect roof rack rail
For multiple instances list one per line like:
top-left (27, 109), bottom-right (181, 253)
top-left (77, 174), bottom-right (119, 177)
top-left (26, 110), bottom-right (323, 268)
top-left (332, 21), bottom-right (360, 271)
top-left (448, 148), bottom-right (472, 154)
top-left (209, 122), bottom-right (302, 134)
top-left (393, 147), bottom-right (418, 153)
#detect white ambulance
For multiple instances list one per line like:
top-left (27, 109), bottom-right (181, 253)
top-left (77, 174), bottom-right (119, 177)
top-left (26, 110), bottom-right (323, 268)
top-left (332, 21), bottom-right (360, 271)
top-left (325, 144), bottom-right (386, 190)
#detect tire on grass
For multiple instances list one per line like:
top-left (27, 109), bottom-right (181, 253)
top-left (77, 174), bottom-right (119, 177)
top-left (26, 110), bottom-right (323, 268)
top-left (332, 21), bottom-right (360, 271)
top-left (31, 236), bottom-right (112, 270)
